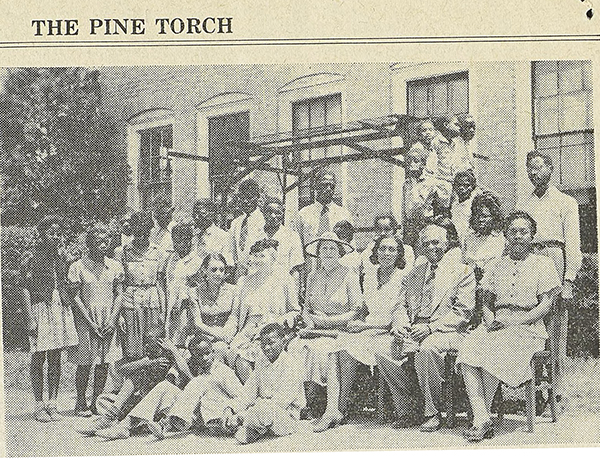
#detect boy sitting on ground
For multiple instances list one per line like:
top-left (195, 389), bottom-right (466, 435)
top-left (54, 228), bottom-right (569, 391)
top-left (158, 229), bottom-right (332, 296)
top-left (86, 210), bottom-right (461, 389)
top-left (222, 323), bottom-right (306, 444)
top-left (78, 328), bottom-right (173, 435)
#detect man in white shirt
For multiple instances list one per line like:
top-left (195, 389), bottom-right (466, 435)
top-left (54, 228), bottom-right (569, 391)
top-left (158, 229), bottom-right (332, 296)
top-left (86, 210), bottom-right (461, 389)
top-left (294, 170), bottom-right (352, 248)
top-left (229, 179), bottom-right (265, 279)
top-left (456, 113), bottom-right (477, 176)
top-left (259, 196), bottom-right (304, 283)
top-left (450, 170), bottom-right (481, 245)
top-left (191, 199), bottom-right (234, 266)
top-left (149, 196), bottom-right (175, 252)
top-left (518, 150), bottom-right (582, 395)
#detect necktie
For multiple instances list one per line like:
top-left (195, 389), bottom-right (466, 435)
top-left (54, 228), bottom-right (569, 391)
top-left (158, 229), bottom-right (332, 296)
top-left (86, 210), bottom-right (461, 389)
top-left (317, 205), bottom-right (330, 236)
top-left (239, 214), bottom-right (249, 252)
top-left (419, 263), bottom-right (437, 318)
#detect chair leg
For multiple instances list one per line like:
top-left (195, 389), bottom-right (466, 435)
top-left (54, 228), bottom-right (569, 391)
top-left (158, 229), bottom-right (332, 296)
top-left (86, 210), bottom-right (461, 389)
top-left (445, 354), bottom-right (456, 428)
top-left (547, 362), bottom-right (557, 423)
top-left (496, 385), bottom-right (504, 427)
top-left (525, 379), bottom-right (535, 433)
top-left (376, 368), bottom-right (386, 423)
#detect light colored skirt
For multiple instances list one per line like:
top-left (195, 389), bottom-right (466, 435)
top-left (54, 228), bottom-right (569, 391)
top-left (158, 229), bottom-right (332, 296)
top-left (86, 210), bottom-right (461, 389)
top-left (29, 290), bottom-right (78, 353)
top-left (68, 313), bottom-right (121, 365)
top-left (294, 334), bottom-right (350, 385)
top-left (456, 323), bottom-right (547, 387)
top-left (337, 329), bottom-right (393, 367)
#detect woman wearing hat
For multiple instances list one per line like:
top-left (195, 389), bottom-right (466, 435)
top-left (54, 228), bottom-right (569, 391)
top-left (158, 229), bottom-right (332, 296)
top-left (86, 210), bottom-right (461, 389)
top-left (299, 231), bottom-right (363, 432)
top-left (230, 239), bottom-right (300, 383)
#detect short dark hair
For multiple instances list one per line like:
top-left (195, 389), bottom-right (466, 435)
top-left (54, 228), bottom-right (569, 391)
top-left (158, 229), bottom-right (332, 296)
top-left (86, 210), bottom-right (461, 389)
top-left (369, 234), bottom-right (406, 269)
top-left (504, 210), bottom-right (537, 237)
top-left (152, 194), bottom-right (173, 214)
top-left (373, 214), bottom-right (398, 231)
top-left (259, 322), bottom-right (286, 338)
top-left (187, 334), bottom-right (213, 351)
top-left (420, 216), bottom-right (461, 250)
top-left (238, 179), bottom-right (260, 197)
top-left (333, 220), bottom-right (355, 240)
top-left (526, 150), bottom-right (553, 167)
top-left (457, 113), bottom-right (474, 125)
top-left (314, 168), bottom-right (336, 183)
top-left (453, 170), bottom-right (477, 188)
top-left (37, 214), bottom-right (63, 235)
top-left (469, 192), bottom-right (503, 233)
top-left (171, 222), bottom-right (195, 241)
top-left (250, 238), bottom-right (280, 255)
top-left (129, 211), bottom-right (154, 232)
top-left (85, 224), bottom-right (110, 249)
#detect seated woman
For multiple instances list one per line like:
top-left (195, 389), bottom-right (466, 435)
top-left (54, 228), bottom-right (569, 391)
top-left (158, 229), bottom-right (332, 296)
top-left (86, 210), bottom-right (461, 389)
top-left (337, 234), bottom-right (412, 416)
top-left (456, 211), bottom-right (561, 442)
top-left (230, 239), bottom-right (300, 383)
top-left (187, 253), bottom-right (239, 365)
top-left (462, 192), bottom-right (505, 283)
top-left (297, 231), bottom-right (362, 432)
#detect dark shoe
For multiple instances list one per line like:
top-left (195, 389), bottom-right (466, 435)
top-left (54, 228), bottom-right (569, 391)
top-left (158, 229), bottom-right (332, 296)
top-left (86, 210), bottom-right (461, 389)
top-left (392, 415), bottom-right (419, 429)
top-left (419, 414), bottom-right (441, 432)
top-left (463, 420), bottom-right (494, 442)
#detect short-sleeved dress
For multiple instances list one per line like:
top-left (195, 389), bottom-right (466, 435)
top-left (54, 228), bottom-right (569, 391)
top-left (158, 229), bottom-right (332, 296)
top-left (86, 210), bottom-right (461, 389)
top-left (456, 253), bottom-right (560, 387)
top-left (298, 265), bottom-right (362, 385)
top-left (21, 248), bottom-right (78, 353)
top-left (67, 256), bottom-right (124, 365)
top-left (115, 243), bottom-right (166, 359)
top-left (187, 281), bottom-right (237, 359)
top-left (230, 270), bottom-right (298, 363)
top-left (339, 267), bottom-right (409, 366)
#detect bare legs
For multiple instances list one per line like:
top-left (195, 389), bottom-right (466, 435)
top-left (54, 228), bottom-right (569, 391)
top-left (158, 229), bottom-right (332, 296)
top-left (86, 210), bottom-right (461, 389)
top-left (76, 364), bottom-right (108, 412)
top-left (31, 352), bottom-right (46, 403)
top-left (313, 352), bottom-right (344, 432)
top-left (460, 363), bottom-right (499, 427)
top-left (31, 349), bottom-right (62, 421)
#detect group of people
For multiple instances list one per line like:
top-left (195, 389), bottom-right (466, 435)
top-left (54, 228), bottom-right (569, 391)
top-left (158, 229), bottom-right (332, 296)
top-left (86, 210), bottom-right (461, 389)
top-left (20, 113), bottom-right (582, 444)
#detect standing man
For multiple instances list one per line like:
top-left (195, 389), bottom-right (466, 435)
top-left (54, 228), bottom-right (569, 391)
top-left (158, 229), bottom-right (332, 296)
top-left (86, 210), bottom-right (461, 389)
top-left (376, 219), bottom-right (475, 431)
top-left (229, 179), bottom-right (265, 278)
top-left (149, 196), bottom-right (175, 252)
top-left (259, 196), bottom-right (304, 284)
top-left (518, 150), bottom-right (582, 400)
top-left (295, 169), bottom-right (352, 248)
top-left (191, 199), bottom-right (234, 266)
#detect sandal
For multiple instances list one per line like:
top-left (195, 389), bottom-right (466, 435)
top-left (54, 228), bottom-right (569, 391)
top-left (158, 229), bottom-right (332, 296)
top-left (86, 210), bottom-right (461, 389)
top-left (463, 420), bottom-right (494, 442)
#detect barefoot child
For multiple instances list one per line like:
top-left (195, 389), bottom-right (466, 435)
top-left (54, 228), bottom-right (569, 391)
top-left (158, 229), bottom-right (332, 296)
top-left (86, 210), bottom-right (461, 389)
top-left (21, 215), bottom-right (78, 422)
top-left (67, 224), bottom-right (124, 416)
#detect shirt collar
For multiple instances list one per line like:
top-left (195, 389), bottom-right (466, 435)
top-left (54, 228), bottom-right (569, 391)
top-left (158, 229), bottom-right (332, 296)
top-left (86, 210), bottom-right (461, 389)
top-left (530, 184), bottom-right (556, 200)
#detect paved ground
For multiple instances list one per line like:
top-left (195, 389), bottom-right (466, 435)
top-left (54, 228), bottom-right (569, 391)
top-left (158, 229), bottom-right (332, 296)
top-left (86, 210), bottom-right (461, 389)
top-left (4, 387), bottom-right (600, 457)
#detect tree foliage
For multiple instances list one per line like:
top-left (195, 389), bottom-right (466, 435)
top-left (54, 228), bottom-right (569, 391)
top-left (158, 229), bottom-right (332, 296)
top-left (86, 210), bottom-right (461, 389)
top-left (0, 67), bottom-right (130, 226)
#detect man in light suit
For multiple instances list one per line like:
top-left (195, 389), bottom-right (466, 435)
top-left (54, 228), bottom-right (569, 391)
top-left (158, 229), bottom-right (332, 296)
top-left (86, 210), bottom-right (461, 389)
top-left (376, 218), bottom-right (475, 431)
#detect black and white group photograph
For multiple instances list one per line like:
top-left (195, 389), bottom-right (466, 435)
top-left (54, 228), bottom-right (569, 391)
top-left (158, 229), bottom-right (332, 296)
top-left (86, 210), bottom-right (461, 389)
top-left (1, 61), bottom-right (598, 456)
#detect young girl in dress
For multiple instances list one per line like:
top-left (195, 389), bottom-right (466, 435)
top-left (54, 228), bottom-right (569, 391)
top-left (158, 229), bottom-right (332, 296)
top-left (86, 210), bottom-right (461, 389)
top-left (68, 225), bottom-right (124, 416)
top-left (114, 211), bottom-right (167, 360)
top-left (21, 215), bottom-right (78, 422)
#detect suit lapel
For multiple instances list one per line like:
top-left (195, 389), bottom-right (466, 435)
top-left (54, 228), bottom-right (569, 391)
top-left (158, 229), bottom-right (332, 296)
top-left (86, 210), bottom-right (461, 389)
top-left (429, 265), bottom-right (455, 317)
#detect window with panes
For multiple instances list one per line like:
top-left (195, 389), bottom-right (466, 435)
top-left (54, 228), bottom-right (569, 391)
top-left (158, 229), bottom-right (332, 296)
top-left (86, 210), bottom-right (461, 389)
top-left (532, 61), bottom-right (595, 190)
top-left (138, 125), bottom-right (173, 210)
top-left (292, 93), bottom-right (343, 208)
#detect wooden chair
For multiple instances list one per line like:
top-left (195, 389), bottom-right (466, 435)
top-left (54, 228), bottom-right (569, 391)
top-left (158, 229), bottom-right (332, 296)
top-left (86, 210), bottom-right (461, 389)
top-left (445, 300), bottom-right (559, 432)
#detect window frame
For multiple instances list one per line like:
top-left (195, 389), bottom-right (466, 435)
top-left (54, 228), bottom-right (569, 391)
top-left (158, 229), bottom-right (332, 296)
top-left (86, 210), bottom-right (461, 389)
top-left (406, 71), bottom-right (469, 118)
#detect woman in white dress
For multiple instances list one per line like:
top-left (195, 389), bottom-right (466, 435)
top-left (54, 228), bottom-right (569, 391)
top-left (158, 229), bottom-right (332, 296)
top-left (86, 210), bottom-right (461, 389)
top-left (231, 239), bottom-right (300, 382)
top-left (337, 234), bottom-right (411, 415)
top-left (457, 211), bottom-right (561, 442)
top-left (298, 232), bottom-right (362, 432)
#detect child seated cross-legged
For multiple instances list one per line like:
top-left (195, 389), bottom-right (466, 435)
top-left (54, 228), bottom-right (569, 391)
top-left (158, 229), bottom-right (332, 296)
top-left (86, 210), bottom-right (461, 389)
top-left (222, 323), bottom-right (306, 444)
top-left (77, 328), bottom-right (173, 436)
top-left (92, 334), bottom-right (225, 440)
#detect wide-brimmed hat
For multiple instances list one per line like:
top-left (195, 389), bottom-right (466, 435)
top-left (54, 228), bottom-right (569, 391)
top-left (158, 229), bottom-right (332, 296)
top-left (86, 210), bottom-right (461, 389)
top-left (304, 231), bottom-right (354, 258)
